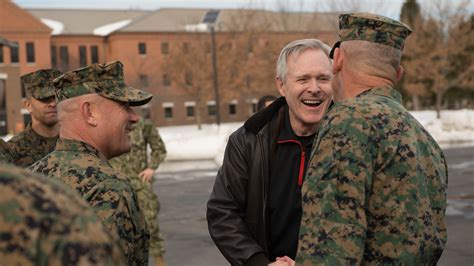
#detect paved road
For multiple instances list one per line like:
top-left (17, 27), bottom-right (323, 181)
top-left (153, 146), bottom-right (473, 266)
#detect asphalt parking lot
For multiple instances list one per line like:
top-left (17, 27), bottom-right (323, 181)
top-left (154, 146), bottom-right (474, 266)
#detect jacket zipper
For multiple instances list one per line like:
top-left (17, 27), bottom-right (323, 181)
top-left (276, 139), bottom-right (305, 186)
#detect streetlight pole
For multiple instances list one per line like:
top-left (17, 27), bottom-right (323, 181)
top-left (209, 25), bottom-right (221, 125)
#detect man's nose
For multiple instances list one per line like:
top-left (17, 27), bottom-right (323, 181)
top-left (129, 109), bottom-right (139, 123)
top-left (46, 98), bottom-right (57, 107)
top-left (308, 78), bottom-right (322, 93)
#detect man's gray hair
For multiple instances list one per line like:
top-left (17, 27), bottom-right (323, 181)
top-left (276, 39), bottom-right (331, 82)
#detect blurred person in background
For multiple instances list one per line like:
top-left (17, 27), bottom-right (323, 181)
top-left (257, 95), bottom-right (278, 111)
top-left (8, 69), bottom-right (62, 167)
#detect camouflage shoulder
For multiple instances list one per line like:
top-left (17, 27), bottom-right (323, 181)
top-left (0, 163), bottom-right (126, 265)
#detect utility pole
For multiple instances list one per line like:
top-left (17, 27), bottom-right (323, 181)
top-left (209, 25), bottom-right (221, 125)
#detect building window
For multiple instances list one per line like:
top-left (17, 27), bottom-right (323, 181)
top-left (138, 42), bottom-right (146, 55)
top-left (79, 45), bottom-right (87, 67)
top-left (251, 98), bottom-right (258, 113)
top-left (229, 100), bottom-right (238, 115)
top-left (183, 42), bottom-right (189, 53)
top-left (51, 46), bottom-right (57, 68)
top-left (185, 101), bottom-right (196, 118)
top-left (161, 42), bottom-right (169, 54)
top-left (162, 103), bottom-right (174, 119)
top-left (90, 46), bottom-right (99, 64)
top-left (0, 46), bottom-right (3, 63)
top-left (59, 46), bottom-right (69, 70)
top-left (162, 74), bottom-right (171, 86)
top-left (139, 74), bottom-right (149, 88)
top-left (26, 42), bottom-right (35, 63)
top-left (207, 101), bottom-right (216, 116)
top-left (164, 107), bottom-right (173, 119)
top-left (185, 72), bottom-right (192, 86)
top-left (10, 44), bottom-right (19, 63)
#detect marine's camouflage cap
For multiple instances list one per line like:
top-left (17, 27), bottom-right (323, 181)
top-left (21, 69), bottom-right (62, 100)
top-left (329, 12), bottom-right (412, 58)
top-left (53, 61), bottom-right (153, 106)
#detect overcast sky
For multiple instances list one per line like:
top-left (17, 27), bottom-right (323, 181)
top-left (12, 0), bottom-right (474, 21)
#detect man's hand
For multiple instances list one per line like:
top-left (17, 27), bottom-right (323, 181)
top-left (139, 168), bottom-right (155, 183)
top-left (268, 256), bottom-right (295, 266)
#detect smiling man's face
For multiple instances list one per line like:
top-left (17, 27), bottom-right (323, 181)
top-left (276, 48), bottom-right (333, 136)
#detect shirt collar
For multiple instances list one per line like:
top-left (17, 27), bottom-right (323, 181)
top-left (357, 86), bottom-right (403, 104)
top-left (55, 138), bottom-right (102, 158)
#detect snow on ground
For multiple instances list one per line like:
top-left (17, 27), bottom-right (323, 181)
top-left (2, 110), bottom-right (473, 172)
top-left (157, 109), bottom-right (474, 172)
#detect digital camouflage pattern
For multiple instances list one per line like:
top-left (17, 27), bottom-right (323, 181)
top-left (296, 87), bottom-right (448, 265)
top-left (21, 69), bottom-right (62, 100)
top-left (53, 61), bottom-right (153, 106)
top-left (0, 163), bottom-right (125, 265)
top-left (338, 12), bottom-right (412, 50)
top-left (110, 117), bottom-right (167, 257)
top-left (28, 138), bottom-right (149, 265)
top-left (0, 140), bottom-right (13, 164)
top-left (8, 123), bottom-right (58, 168)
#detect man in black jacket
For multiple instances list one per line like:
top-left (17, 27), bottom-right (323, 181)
top-left (207, 39), bottom-right (333, 265)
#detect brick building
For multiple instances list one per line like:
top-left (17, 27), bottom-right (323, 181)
top-left (2, 0), bottom-right (337, 130)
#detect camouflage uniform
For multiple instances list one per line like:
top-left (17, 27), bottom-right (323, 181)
top-left (0, 140), bottom-right (13, 163)
top-left (8, 69), bottom-right (62, 168)
top-left (8, 123), bottom-right (58, 167)
top-left (29, 61), bottom-right (154, 265)
top-left (0, 163), bottom-right (125, 265)
top-left (110, 116), bottom-right (167, 257)
top-left (29, 138), bottom-right (149, 265)
top-left (297, 13), bottom-right (448, 265)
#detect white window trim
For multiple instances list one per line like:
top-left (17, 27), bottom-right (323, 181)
top-left (162, 102), bottom-right (174, 108)
top-left (185, 101), bottom-right (196, 107)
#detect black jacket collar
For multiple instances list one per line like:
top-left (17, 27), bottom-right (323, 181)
top-left (244, 97), bottom-right (286, 134)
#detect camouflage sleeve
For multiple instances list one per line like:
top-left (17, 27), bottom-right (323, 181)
top-left (144, 119), bottom-right (167, 169)
top-left (87, 181), bottom-right (149, 265)
top-left (296, 105), bottom-right (374, 265)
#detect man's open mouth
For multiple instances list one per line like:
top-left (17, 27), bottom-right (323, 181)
top-left (302, 99), bottom-right (324, 107)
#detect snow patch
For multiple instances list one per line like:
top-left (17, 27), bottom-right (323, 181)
top-left (93, 19), bottom-right (132, 36)
top-left (40, 18), bottom-right (64, 35)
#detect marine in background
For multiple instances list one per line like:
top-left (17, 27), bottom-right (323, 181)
top-left (110, 112), bottom-right (167, 266)
top-left (8, 69), bottom-right (62, 167)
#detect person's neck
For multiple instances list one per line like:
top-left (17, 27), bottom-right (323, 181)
top-left (342, 73), bottom-right (394, 99)
top-left (290, 121), bottom-right (319, 137)
top-left (31, 121), bottom-right (59, 138)
top-left (60, 128), bottom-right (108, 160)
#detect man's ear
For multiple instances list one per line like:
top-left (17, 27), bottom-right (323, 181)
top-left (396, 65), bottom-right (404, 82)
top-left (80, 101), bottom-right (98, 127)
top-left (275, 76), bottom-right (286, 97)
top-left (23, 99), bottom-right (32, 113)
top-left (332, 47), bottom-right (343, 75)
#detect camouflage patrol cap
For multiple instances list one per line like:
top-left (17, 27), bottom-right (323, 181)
top-left (21, 69), bottom-right (62, 100)
top-left (53, 61), bottom-right (152, 106)
top-left (329, 12), bottom-right (412, 58)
